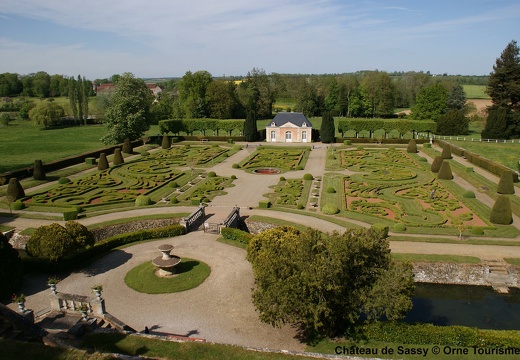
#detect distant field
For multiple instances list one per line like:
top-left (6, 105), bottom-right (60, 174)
top-left (463, 85), bottom-right (490, 99)
top-left (447, 140), bottom-right (520, 171)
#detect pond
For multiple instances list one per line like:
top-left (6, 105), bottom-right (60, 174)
top-left (404, 283), bottom-right (520, 330)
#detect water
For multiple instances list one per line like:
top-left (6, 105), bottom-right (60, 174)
top-left (404, 283), bottom-right (520, 330)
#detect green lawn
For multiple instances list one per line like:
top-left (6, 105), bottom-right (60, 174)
top-left (463, 85), bottom-right (490, 99)
top-left (446, 140), bottom-right (520, 171)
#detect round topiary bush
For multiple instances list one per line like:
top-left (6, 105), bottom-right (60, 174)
top-left (232, 163), bottom-right (240, 169)
top-left (297, 204), bottom-right (304, 210)
top-left (11, 201), bottom-right (25, 210)
top-left (417, 157), bottom-right (428, 162)
top-left (113, 148), bottom-right (124, 165)
top-left (58, 177), bottom-right (71, 184)
top-left (97, 153), bottom-right (109, 170)
top-left (295, 165), bottom-right (304, 170)
top-left (393, 223), bottom-right (406, 232)
top-left (303, 173), bottom-right (314, 180)
top-left (490, 195), bottom-right (513, 225)
top-left (6, 178), bottom-right (25, 201)
top-left (441, 146), bottom-right (452, 159)
top-left (406, 139), bottom-right (417, 153)
top-left (135, 195), bottom-right (153, 206)
top-left (471, 227), bottom-right (484, 235)
top-left (322, 203), bottom-right (340, 215)
top-left (430, 156), bottom-right (443, 173)
top-left (326, 186), bottom-right (336, 193)
top-left (33, 160), bottom-right (46, 180)
top-left (231, 175), bottom-right (237, 180)
top-left (280, 176), bottom-right (286, 181)
top-left (208, 171), bottom-right (217, 178)
top-left (170, 197), bottom-right (179, 204)
top-left (169, 181), bottom-right (179, 188)
top-left (140, 151), bottom-right (150, 156)
top-left (497, 171), bottom-right (515, 195)
top-left (437, 161), bottom-right (454, 180)
top-left (463, 191), bottom-right (476, 198)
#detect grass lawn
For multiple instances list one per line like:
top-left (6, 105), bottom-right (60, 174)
top-left (445, 140), bottom-right (520, 171)
top-left (124, 258), bottom-right (210, 294)
top-left (463, 85), bottom-right (490, 99)
top-left (392, 253), bottom-right (481, 264)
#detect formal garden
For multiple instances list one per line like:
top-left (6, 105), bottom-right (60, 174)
top-left (237, 146), bottom-right (310, 172)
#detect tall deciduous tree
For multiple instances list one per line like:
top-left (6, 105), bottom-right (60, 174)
top-left (361, 71), bottom-right (396, 118)
top-left (102, 73), bottom-right (153, 144)
top-left (247, 226), bottom-right (414, 338)
top-left (28, 100), bottom-right (65, 128)
top-left (320, 111), bottom-right (335, 143)
top-left (411, 83), bottom-right (449, 121)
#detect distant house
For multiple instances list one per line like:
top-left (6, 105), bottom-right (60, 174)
top-left (147, 84), bottom-right (162, 96)
top-left (266, 112), bottom-right (312, 143)
top-left (93, 83), bottom-right (162, 97)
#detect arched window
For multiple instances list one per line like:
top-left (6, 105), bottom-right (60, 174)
top-left (285, 131), bottom-right (292, 142)
top-left (270, 131), bottom-right (276, 141)
top-left (302, 131), bottom-right (307, 141)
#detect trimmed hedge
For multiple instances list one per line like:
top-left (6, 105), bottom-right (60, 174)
top-left (303, 173), bottom-right (314, 180)
top-left (259, 200), bottom-right (271, 209)
top-left (58, 177), bottom-right (71, 184)
top-left (135, 195), bottom-right (153, 206)
top-left (393, 223), bottom-right (406, 232)
top-left (162, 134), bottom-right (171, 149)
top-left (97, 153), bottom-right (109, 170)
top-left (33, 160), bottom-right (46, 180)
top-left (490, 195), bottom-right (513, 225)
top-left (497, 171), bottom-right (515, 195)
top-left (6, 178), bottom-right (25, 201)
top-left (322, 203), bottom-right (340, 214)
top-left (112, 148), bottom-right (124, 166)
top-left (85, 157), bottom-right (96, 165)
top-left (406, 139), bottom-right (417, 153)
top-left (337, 119), bottom-right (436, 137)
top-left (63, 210), bottom-right (78, 221)
top-left (122, 139), bottom-right (133, 154)
top-left (437, 161), bottom-right (454, 180)
top-left (441, 145), bottom-right (452, 159)
top-left (371, 223), bottom-right (389, 237)
top-left (471, 227), bottom-right (484, 235)
top-left (325, 186), bottom-right (336, 193)
top-left (430, 156), bottom-right (443, 173)
top-left (220, 227), bottom-right (253, 245)
top-left (462, 191), bottom-right (476, 198)
top-left (11, 201), bottom-right (25, 210)
top-left (208, 171), bottom-right (217, 178)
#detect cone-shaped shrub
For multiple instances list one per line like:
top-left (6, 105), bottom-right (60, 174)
top-left (431, 156), bottom-right (443, 173)
top-left (490, 195), bottom-right (513, 225)
top-left (6, 178), bottom-right (25, 201)
top-left (437, 161), bottom-right (453, 180)
top-left (33, 160), bottom-right (46, 180)
top-left (406, 139), bottom-right (417, 153)
top-left (113, 148), bottom-right (124, 165)
top-left (441, 146), bottom-right (452, 159)
top-left (162, 134), bottom-right (171, 149)
top-left (97, 153), bottom-right (109, 170)
top-left (497, 171), bottom-right (515, 194)
top-left (122, 138), bottom-right (133, 154)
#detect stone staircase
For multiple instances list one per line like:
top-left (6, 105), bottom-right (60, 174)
top-left (484, 259), bottom-right (512, 293)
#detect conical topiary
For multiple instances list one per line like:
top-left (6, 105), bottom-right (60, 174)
top-left (33, 160), bottom-right (46, 180)
top-left (406, 139), bottom-right (417, 153)
top-left (162, 133), bottom-right (171, 149)
top-left (122, 139), bottom-right (133, 154)
top-left (441, 145), bottom-right (452, 159)
top-left (431, 156), bottom-right (443, 173)
top-left (6, 178), bottom-right (25, 201)
top-left (490, 195), bottom-right (513, 225)
top-left (113, 148), bottom-right (124, 166)
top-left (497, 171), bottom-right (515, 194)
top-left (437, 161), bottom-right (453, 180)
top-left (97, 153), bottom-right (109, 170)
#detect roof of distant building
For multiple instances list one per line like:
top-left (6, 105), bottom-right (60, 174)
top-left (270, 112), bottom-right (312, 127)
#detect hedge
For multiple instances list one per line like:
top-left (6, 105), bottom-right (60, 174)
top-left (337, 119), bottom-right (436, 137)
top-left (220, 227), bottom-right (253, 245)
top-left (33, 160), bottom-right (46, 180)
top-left (259, 200), bottom-right (271, 209)
top-left (303, 173), bottom-right (314, 180)
top-left (497, 171), bottom-right (515, 195)
top-left (406, 139), bottom-right (417, 153)
top-left (437, 161), bottom-right (454, 180)
top-left (430, 156), bottom-right (443, 173)
top-left (159, 119), bottom-right (245, 136)
top-left (322, 203), bottom-right (340, 214)
top-left (490, 195), bottom-right (513, 225)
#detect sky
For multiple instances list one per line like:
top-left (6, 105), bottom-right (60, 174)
top-left (0, 0), bottom-right (519, 79)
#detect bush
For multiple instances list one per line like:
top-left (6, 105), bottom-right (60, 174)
top-left (326, 186), bottom-right (336, 193)
top-left (169, 181), bottom-right (179, 188)
top-left (33, 159), bottom-right (46, 180)
top-left (221, 227), bottom-right (253, 245)
top-left (65, 220), bottom-right (94, 248)
top-left (430, 156), bottom-right (443, 173)
top-left (122, 138), bottom-right (133, 154)
top-left (436, 109), bottom-right (469, 135)
top-left (208, 171), bottom-right (216, 178)
top-left (280, 176), bottom-right (286, 181)
top-left (259, 200), bottom-right (271, 209)
top-left (140, 151), bottom-right (150, 156)
top-left (497, 171), bottom-right (515, 194)
top-left (297, 204), bottom-right (304, 209)
top-left (191, 198), bottom-right (201, 205)
top-left (232, 163), bottom-right (240, 169)
top-left (406, 139), bottom-right (417, 153)
top-left (58, 177), bottom-right (71, 184)
top-left (417, 156), bottom-right (427, 162)
top-left (231, 175), bottom-right (237, 180)
top-left (463, 191), bottom-right (476, 198)
top-left (322, 203), bottom-right (340, 214)
top-left (113, 148), bottom-right (124, 165)
top-left (295, 165), bottom-right (304, 170)
top-left (63, 210), bottom-right (78, 221)
top-left (170, 197), bottom-right (179, 204)
top-left (11, 201), bottom-right (25, 210)
top-left (437, 161), bottom-right (454, 180)
top-left (393, 223), bottom-right (406, 232)
top-left (490, 195), bottom-right (513, 225)
top-left (97, 153), bottom-right (109, 170)
top-left (135, 195), bottom-right (153, 206)
top-left (161, 134), bottom-right (171, 149)
top-left (85, 157), bottom-right (96, 165)
top-left (471, 227), bottom-right (484, 235)
top-left (303, 173), bottom-right (314, 180)
top-left (441, 145), bottom-right (452, 159)
top-left (371, 224), bottom-right (389, 237)
top-left (6, 178), bottom-right (25, 201)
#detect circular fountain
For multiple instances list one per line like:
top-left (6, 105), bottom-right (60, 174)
top-left (152, 244), bottom-right (181, 277)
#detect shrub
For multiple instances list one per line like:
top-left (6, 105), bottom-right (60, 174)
top-left (85, 157), bottom-right (96, 165)
top-left (303, 173), bottom-right (314, 180)
top-left (140, 151), bottom-right (150, 156)
top-left (322, 203), bottom-right (340, 214)
top-left (231, 175), bottom-right (237, 180)
top-left (471, 227), bottom-right (484, 235)
top-left (170, 197), bottom-right (179, 204)
top-left (423, 143), bottom-right (431, 148)
top-left (6, 178), bottom-right (25, 201)
top-left (162, 134), bottom-right (171, 149)
top-left (393, 223), bottom-right (406, 232)
top-left (97, 153), bottom-right (109, 170)
top-left (11, 201), bottom-right (25, 210)
top-left (58, 177), bottom-right (71, 184)
top-left (463, 191), bottom-right (476, 198)
top-left (371, 224), bottom-right (389, 237)
top-left (169, 181), bottom-right (179, 188)
top-left (436, 109), bottom-right (470, 135)
top-left (497, 171), bottom-right (515, 195)
top-left (406, 139), bottom-right (417, 153)
top-left (135, 195), bottom-right (153, 206)
top-left (113, 148), bottom-right (124, 165)
top-left (122, 138), bottom-right (133, 154)
top-left (344, 140), bottom-right (352, 145)
top-left (280, 176), bottom-right (286, 181)
top-left (259, 200), bottom-right (271, 209)
top-left (33, 159), bottom-right (46, 180)
top-left (441, 145), bottom-right (452, 159)
top-left (191, 198), bottom-right (201, 205)
top-left (430, 156), bottom-right (443, 173)
top-left (208, 171), bottom-right (216, 178)
top-left (490, 195), bottom-right (513, 225)
top-left (221, 227), bottom-right (253, 245)
top-left (326, 186), bottom-right (336, 193)
top-left (65, 221), bottom-right (94, 248)
top-left (295, 165), bottom-right (304, 170)
top-left (297, 204), bottom-right (304, 209)
top-left (63, 210), bottom-right (78, 221)
top-left (328, 154), bottom-right (336, 160)
top-left (232, 163), bottom-right (240, 169)
top-left (437, 161), bottom-right (454, 180)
